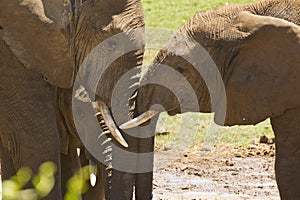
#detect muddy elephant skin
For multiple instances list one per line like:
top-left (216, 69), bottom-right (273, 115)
top-left (0, 0), bottom-right (145, 199)
top-left (126, 0), bottom-right (300, 199)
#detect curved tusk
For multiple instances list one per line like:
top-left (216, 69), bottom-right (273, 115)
top-left (92, 101), bottom-right (128, 148)
top-left (119, 110), bottom-right (159, 130)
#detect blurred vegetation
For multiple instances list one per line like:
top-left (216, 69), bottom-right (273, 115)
top-left (64, 165), bottom-right (96, 200)
top-left (141, 0), bottom-right (274, 148)
top-left (2, 162), bottom-right (56, 200)
top-left (2, 162), bottom-right (95, 200)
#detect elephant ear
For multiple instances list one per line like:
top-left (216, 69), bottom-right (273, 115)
top-left (220, 11), bottom-right (300, 126)
top-left (0, 0), bottom-right (75, 88)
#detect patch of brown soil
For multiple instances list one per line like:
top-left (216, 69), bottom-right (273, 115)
top-left (153, 142), bottom-right (279, 199)
top-left (208, 143), bottom-right (275, 158)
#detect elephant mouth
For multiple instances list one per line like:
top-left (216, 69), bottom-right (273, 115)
top-left (119, 106), bottom-right (178, 130)
top-left (75, 86), bottom-right (128, 148)
top-left (119, 110), bottom-right (159, 129)
top-left (167, 107), bottom-right (180, 116)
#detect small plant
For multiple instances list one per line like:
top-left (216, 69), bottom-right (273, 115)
top-left (2, 162), bottom-right (96, 200)
top-left (64, 165), bottom-right (96, 200)
top-left (2, 162), bottom-right (56, 200)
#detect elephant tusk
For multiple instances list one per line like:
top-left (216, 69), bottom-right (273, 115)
top-left (92, 101), bottom-right (129, 148)
top-left (74, 86), bottom-right (128, 147)
top-left (119, 110), bottom-right (159, 130)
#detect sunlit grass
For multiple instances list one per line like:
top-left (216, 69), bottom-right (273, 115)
top-left (156, 112), bottom-right (273, 148)
top-left (142, 0), bottom-right (258, 30)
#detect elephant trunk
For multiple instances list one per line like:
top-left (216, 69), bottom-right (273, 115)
top-left (123, 81), bottom-right (158, 200)
top-left (122, 82), bottom-right (180, 129)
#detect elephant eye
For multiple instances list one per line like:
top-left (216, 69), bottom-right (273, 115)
top-left (175, 61), bottom-right (185, 74)
top-left (76, 108), bottom-right (85, 120)
top-left (106, 38), bottom-right (118, 51)
top-left (175, 66), bottom-right (184, 74)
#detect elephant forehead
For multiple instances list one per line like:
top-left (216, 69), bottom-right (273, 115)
top-left (184, 4), bottom-right (247, 42)
top-left (163, 34), bottom-right (196, 56)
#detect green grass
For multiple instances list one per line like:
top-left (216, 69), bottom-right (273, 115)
top-left (142, 0), bottom-right (258, 30)
top-left (156, 112), bottom-right (273, 148)
top-left (141, 0), bottom-right (274, 147)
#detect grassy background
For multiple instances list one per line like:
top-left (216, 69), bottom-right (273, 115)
top-left (142, 0), bottom-right (258, 30)
top-left (141, 0), bottom-right (274, 147)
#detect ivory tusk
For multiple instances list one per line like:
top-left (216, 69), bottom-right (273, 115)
top-left (74, 86), bottom-right (128, 147)
top-left (119, 110), bottom-right (159, 130)
top-left (92, 101), bottom-right (129, 148)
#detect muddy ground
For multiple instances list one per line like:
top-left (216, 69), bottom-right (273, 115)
top-left (153, 140), bottom-right (280, 200)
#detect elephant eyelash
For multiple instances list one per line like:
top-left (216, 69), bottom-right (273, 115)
top-left (175, 66), bottom-right (185, 74)
top-left (174, 59), bottom-right (188, 74)
top-left (105, 38), bottom-right (118, 51)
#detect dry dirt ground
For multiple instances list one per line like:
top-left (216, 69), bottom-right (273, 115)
top-left (153, 141), bottom-right (280, 200)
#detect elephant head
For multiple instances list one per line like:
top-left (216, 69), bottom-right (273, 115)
top-left (71, 0), bottom-right (145, 146)
top-left (0, 0), bottom-right (145, 146)
top-left (121, 0), bottom-right (300, 129)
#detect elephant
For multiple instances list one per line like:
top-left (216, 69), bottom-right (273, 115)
top-left (120, 0), bottom-right (300, 199)
top-left (0, 0), bottom-right (146, 199)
